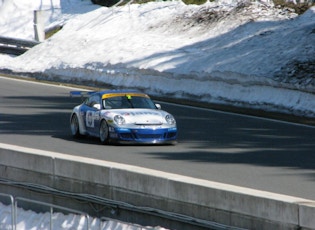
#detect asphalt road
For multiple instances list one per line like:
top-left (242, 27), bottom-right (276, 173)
top-left (1, 76), bottom-right (315, 200)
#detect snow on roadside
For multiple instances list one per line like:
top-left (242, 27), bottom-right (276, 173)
top-left (0, 202), bottom-right (168, 230)
top-left (0, 0), bottom-right (315, 118)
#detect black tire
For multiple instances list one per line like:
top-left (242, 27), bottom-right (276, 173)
top-left (70, 114), bottom-right (81, 138)
top-left (99, 120), bottom-right (109, 144)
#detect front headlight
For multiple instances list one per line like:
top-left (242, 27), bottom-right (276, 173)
top-left (114, 115), bottom-right (125, 125)
top-left (165, 114), bottom-right (175, 125)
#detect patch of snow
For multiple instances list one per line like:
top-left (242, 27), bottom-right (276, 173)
top-left (0, 0), bottom-right (314, 117)
top-left (0, 202), bottom-right (167, 230)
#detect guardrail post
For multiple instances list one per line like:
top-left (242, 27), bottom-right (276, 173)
top-left (0, 193), bottom-right (15, 230)
top-left (34, 10), bottom-right (45, 42)
top-left (50, 206), bottom-right (53, 230)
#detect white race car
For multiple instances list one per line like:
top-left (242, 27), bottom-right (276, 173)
top-left (70, 89), bottom-right (177, 144)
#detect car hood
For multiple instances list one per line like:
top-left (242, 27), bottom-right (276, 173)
top-left (102, 109), bottom-right (169, 125)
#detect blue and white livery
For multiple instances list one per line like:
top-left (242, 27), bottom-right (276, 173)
top-left (70, 89), bottom-right (177, 144)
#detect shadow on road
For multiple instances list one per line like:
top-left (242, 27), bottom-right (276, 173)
top-left (1, 95), bottom-right (315, 173)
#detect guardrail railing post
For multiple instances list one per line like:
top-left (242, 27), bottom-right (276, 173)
top-left (0, 193), bottom-right (15, 230)
top-left (34, 10), bottom-right (46, 42)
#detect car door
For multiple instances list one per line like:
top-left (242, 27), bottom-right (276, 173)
top-left (83, 94), bottom-right (102, 136)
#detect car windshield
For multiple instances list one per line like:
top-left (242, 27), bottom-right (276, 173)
top-left (103, 95), bottom-right (157, 109)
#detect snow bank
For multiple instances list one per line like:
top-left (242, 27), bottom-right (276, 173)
top-left (0, 0), bottom-right (314, 117)
top-left (0, 202), bottom-right (167, 230)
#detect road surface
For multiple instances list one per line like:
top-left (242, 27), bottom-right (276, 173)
top-left (1, 75), bottom-right (315, 200)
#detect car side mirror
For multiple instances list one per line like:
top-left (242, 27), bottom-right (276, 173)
top-left (155, 104), bottom-right (161, 110)
top-left (93, 103), bottom-right (101, 110)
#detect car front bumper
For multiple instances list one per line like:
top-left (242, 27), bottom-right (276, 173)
top-left (109, 127), bottom-right (177, 144)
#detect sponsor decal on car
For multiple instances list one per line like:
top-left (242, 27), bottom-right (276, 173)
top-left (86, 111), bottom-right (94, 127)
top-left (101, 93), bottom-right (149, 99)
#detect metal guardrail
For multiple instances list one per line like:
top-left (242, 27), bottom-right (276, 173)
top-left (0, 194), bottom-right (158, 230)
top-left (0, 174), bottom-right (246, 230)
top-left (0, 194), bottom-right (89, 230)
top-left (15, 197), bottom-right (90, 230)
top-left (0, 36), bottom-right (40, 56)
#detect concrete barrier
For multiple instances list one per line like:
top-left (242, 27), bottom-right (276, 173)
top-left (0, 143), bottom-right (315, 230)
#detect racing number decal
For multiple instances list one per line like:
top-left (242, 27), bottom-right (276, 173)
top-left (86, 111), bottom-right (95, 128)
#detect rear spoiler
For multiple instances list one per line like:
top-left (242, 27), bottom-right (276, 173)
top-left (70, 91), bottom-right (95, 98)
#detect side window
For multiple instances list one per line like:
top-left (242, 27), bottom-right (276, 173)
top-left (85, 95), bottom-right (101, 108)
top-left (84, 98), bottom-right (90, 106)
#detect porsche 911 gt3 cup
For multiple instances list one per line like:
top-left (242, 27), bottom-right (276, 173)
top-left (70, 89), bottom-right (177, 144)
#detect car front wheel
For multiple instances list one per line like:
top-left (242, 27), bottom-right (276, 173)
top-left (99, 120), bottom-right (109, 144)
top-left (70, 114), bottom-right (81, 138)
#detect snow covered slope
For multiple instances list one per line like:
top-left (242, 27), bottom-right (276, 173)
top-left (0, 0), bottom-right (314, 117)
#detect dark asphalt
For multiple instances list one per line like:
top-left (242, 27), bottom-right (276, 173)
top-left (1, 76), bottom-right (315, 200)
